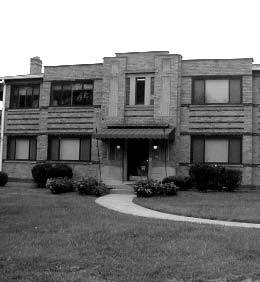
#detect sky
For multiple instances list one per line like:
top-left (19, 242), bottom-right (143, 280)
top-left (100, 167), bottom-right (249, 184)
top-left (0, 0), bottom-right (260, 76)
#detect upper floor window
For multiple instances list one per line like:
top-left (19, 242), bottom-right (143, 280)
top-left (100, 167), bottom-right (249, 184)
top-left (192, 78), bottom-right (242, 104)
top-left (125, 75), bottom-right (154, 106)
top-left (0, 84), bottom-right (3, 101)
top-left (7, 136), bottom-right (37, 160)
top-left (50, 81), bottom-right (93, 107)
top-left (10, 85), bottom-right (40, 108)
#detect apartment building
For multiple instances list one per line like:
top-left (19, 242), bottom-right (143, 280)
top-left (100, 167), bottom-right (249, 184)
top-left (1, 52), bottom-right (260, 186)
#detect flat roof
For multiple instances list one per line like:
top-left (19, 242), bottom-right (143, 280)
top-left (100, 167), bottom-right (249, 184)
top-left (0, 74), bottom-right (43, 81)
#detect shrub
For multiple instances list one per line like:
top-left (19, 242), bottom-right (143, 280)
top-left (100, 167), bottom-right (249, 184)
top-left (0, 172), bottom-right (8, 186)
top-left (219, 169), bottom-right (242, 191)
top-left (32, 162), bottom-right (52, 188)
top-left (94, 183), bottom-right (110, 197)
top-left (134, 179), bottom-right (178, 197)
top-left (46, 164), bottom-right (73, 179)
top-left (46, 177), bottom-right (74, 194)
top-left (74, 177), bottom-right (109, 197)
top-left (75, 177), bottom-right (98, 195)
top-left (189, 164), bottom-right (225, 191)
top-left (162, 175), bottom-right (192, 190)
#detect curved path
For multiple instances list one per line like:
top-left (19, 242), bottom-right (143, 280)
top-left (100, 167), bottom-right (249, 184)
top-left (96, 193), bottom-right (260, 229)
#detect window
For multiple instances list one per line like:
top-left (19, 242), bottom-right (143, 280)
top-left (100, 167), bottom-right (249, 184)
top-left (109, 140), bottom-right (123, 160)
top-left (125, 76), bottom-right (154, 106)
top-left (191, 136), bottom-right (242, 164)
top-left (50, 81), bottom-right (93, 106)
top-left (192, 78), bottom-right (241, 104)
top-left (0, 84), bottom-right (3, 101)
top-left (48, 136), bottom-right (91, 161)
top-left (7, 136), bottom-right (37, 160)
top-left (135, 78), bottom-right (145, 105)
top-left (10, 85), bottom-right (40, 108)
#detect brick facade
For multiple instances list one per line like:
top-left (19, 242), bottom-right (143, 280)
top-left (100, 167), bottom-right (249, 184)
top-left (1, 52), bottom-right (260, 186)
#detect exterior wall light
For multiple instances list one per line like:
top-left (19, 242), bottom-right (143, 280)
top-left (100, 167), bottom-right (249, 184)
top-left (153, 145), bottom-right (158, 150)
top-left (116, 145), bottom-right (121, 149)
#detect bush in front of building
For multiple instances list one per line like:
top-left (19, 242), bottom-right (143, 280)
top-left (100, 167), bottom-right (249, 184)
top-left (162, 175), bottom-right (192, 190)
top-left (46, 177), bottom-right (74, 194)
top-left (46, 164), bottom-right (73, 179)
top-left (219, 169), bottom-right (242, 192)
top-left (32, 163), bottom-right (73, 188)
top-left (189, 164), bottom-right (241, 192)
top-left (32, 162), bottom-right (53, 188)
top-left (74, 177), bottom-right (109, 197)
top-left (134, 179), bottom-right (178, 197)
top-left (0, 172), bottom-right (8, 186)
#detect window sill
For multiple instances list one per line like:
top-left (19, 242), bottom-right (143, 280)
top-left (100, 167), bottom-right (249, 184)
top-left (48, 105), bottom-right (94, 109)
top-left (46, 160), bottom-right (99, 165)
top-left (189, 104), bottom-right (243, 107)
top-left (8, 108), bottom-right (40, 111)
top-left (4, 160), bottom-right (37, 163)
top-left (125, 105), bottom-right (154, 109)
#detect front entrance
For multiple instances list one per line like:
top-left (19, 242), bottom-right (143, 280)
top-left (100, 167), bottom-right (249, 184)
top-left (127, 139), bottom-right (149, 180)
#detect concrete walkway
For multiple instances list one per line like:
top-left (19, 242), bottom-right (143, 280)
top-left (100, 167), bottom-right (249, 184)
top-left (96, 188), bottom-right (260, 229)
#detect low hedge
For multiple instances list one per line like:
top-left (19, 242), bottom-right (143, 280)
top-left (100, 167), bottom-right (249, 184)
top-left (46, 177), bottom-right (74, 194)
top-left (219, 169), bottom-right (242, 192)
top-left (189, 164), bottom-right (241, 192)
top-left (0, 172), bottom-right (8, 186)
top-left (134, 179), bottom-right (178, 197)
top-left (74, 177), bottom-right (109, 197)
top-left (162, 175), bottom-right (192, 190)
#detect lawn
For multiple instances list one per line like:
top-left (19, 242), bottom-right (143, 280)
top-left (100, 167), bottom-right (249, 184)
top-left (1, 184), bottom-right (260, 282)
top-left (134, 190), bottom-right (260, 223)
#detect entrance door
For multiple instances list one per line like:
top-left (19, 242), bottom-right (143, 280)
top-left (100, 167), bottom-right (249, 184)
top-left (127, 139), bottom-right (149, 180)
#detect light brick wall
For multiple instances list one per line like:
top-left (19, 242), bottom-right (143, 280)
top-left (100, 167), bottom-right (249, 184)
top-left (2, 53), bottom-right (260, 186)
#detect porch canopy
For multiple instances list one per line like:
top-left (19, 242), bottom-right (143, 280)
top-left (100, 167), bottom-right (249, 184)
top-left (94, 124), bottom-right (175, 140)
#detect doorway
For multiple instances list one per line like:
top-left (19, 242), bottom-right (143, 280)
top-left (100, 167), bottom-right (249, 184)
top-left (127, 139), bottom-right (149, 180)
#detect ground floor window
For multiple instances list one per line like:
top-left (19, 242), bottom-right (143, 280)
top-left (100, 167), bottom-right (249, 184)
top-left (191, 136), bottom-right (242, 164)
top-left (48, 136), bottom-right (91, 161)
top-left (7, 136), bottom-right (37, 160)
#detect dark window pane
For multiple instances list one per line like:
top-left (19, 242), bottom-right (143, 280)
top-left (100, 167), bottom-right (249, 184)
top-left (10, 87), bottom-right (19, 108)
top-left (7, 138), bottom-right (16, 160)
top-left (230, 79), bottom-right (241, 104)
top-left (135, 78), bottom-right (145, 105)
top-left (81, 90), bottom-right (93, 105)
top-left (32, 87), bottom-right (40, 108)
top-left (61, 85), bottom-right (71, 106)
top-left (51, 85), bottom-right (62, 106)
top-left (150, 77), bottom-right (154, 105)
top-left (0, 84), bottom-right (3, 101)
top-left (49, 137), bottom-right (59, 160)
top-left (29, 138), bottom-right (37, 160)
top-left (229, 138), bottom-right (241, 164)
top-left (125, 78), bottom-right (130, 105)
top-left (19, 87), bottom-right (26, 107)
top-left (72, 83), bottom-right (83, 105)
top-left (80, 137), bottom-right (91, 161)
top-left (192, 137), bottom-right (204, 163)
top-left (193, 80), bottom-right (205, 104)
top-left (26, 87), bottom-right (33, 107)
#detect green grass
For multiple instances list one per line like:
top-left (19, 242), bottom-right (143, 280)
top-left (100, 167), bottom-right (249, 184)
top-left (1, 184), bottom-right (260, 282)
top-left (134, 190), bottom-right (260, 223)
